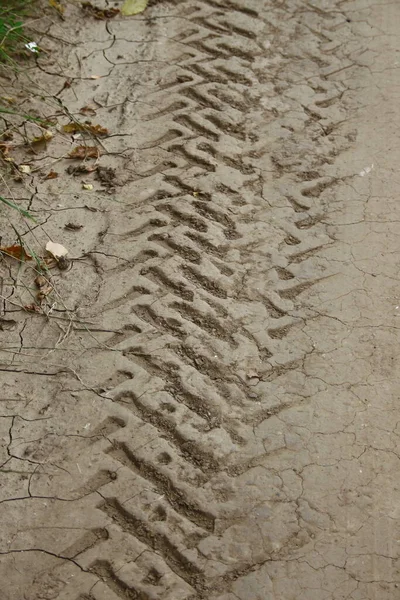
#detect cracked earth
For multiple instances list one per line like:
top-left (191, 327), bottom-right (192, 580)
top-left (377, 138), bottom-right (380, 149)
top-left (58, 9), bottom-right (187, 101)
top-left (0, 0), bottom-right (399, 598)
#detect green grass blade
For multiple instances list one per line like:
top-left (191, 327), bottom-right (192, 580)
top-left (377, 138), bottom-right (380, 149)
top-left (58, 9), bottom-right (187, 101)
top-left (0, 106), bottom-right (54, 125)
top-left (0, 195), bottom-right (36, 221)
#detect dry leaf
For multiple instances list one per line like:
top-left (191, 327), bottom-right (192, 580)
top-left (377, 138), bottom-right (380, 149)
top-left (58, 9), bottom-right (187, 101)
top-left (63, 123), bottom-right (80, 134)
top-left (44, 170), bottom-right (58, 180)
top-left (43, 256), bottom-right (57, 268)
top-left (24, 303), bottom-right (42, 313)
top-left (35, 274), bottom-right (53, 299)
top-left (89, 75), bottom-right (101, 80)
top-left (82, 183), bottom-right (93, 190)
top-left (49, 0), bottom-right (64, 14)
top-left (19, 165), bottom-right (31, 174)
top-left (82, 2), bottom-right (119, 19)
top-left (67, 146), bottom-right (100, 159)
top-left (35, 275), bottom-right (47, 288)
top-left (1, 96), bottom-right (16, 104)
top-left (31, 131), bottom-right (53, 144)
top-left (67, 164), bottom-right (98, 175)
top-left (0, 245), bottom-right (32, 261)
top-left (63, 122), bottom-right (109, 136)
top-left (0, 142), bottom-right (13, 156)
top-left (86, 123), bottom-right (109, 135)
top-left (80, 105), bottom-right (97, 116)
top-left (46, 241), bottom-right (68, 258)
top-left (121, 0), bottom-right (148, 16)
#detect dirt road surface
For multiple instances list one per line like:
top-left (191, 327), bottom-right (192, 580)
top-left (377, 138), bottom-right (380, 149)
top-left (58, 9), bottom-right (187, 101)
top-left (1, 0), bottom-right (399, 598)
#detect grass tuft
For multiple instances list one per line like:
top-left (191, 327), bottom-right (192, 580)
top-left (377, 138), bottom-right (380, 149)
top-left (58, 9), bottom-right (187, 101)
top-left (0, 1), bottom-right (32, 63)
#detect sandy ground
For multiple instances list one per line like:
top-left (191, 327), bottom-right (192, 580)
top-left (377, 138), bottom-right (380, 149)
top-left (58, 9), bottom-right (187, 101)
top-left (0, 0), bottom-right (399, 598)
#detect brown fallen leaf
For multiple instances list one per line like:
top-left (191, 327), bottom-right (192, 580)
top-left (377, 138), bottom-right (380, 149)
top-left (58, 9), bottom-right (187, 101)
top-left (0, 245), bottom-right (32, 261)
top-left (35, 274), bottom-right (53, 300)
top-left (43, 257), bottom-right (58, 269)
top-left (81, 1), bottom-right (119, 19)
top-left (24, 303), bottom-right (42, 313)
top-left (63, 122), bottom-right (109, 136)
top-left (80, 105), bottom-right (97, 116)
top-left (67, 146), bottom-right (100, 159)
top-left (35, 275), bottom-right (47, 287)
top-left (85, 123), bottom-right (109, 135)
top-left (0, 142), bottom-right (13, 156)
top-left (44, 169), bottom-right (59, 180)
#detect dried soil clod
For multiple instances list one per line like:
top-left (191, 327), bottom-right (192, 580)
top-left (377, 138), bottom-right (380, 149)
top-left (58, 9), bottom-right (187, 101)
top-left (65, 222), bottom-right (83, 231)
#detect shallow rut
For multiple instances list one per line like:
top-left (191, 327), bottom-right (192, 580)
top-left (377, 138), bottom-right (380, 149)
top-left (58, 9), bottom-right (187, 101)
top-left (1, 1), bottom-right (398, 599)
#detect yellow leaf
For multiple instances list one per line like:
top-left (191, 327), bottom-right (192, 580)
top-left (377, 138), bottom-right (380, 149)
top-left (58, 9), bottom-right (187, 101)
top-left (121, 0), bottom-right (148, 16)
top-left (1, 96), bottom-right (15, 104)
top-left (49, 0), bottom-right (65, 14)
top-left (82, 183), bottom-right (93, 190)
top-left (63, 122), bottom-right (109, 135)
top-left (31, 131), bottom-right (53, 144)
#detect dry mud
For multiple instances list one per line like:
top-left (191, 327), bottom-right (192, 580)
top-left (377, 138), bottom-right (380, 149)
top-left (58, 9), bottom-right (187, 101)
top-left (1, 1), bottom-right (399, 599)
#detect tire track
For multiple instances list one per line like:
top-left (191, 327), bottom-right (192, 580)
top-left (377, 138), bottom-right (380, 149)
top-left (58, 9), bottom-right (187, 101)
top-left (26, 2), bottom-right (354, 598)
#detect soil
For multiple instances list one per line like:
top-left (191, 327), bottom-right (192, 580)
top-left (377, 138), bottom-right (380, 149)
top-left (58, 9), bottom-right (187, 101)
top-left (0, 0), bottom-right (399, 599)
